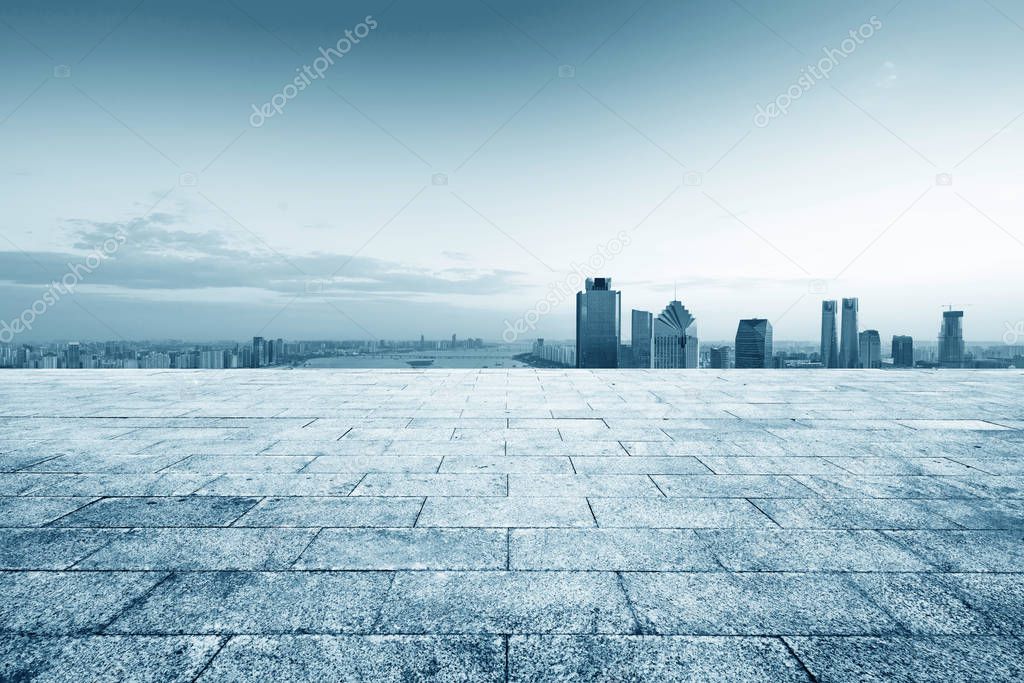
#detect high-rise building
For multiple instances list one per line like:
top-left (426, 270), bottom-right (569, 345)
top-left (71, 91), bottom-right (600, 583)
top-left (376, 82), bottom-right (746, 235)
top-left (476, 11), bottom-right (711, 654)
top-left (938, 310), bottom-right (965, 368)
top-left (858, 330), bottom-right (881, 368)
top-left (66, 342), bottom-right (81, 369)
top-left (575, 277), bottom-right (621, 368)
top-left (735, 319), bottom-right (773, 368)
top-left (631, 309), bottom-right (653, 369)
top-left (820, 300), bottom-right (839, 368)
top-left (839, 297), bottom-right (859, 369)
top-left (252, 337), bottom-right (265, 368)
top-left (708, 346), bottom-right (732, 369)
top-left (653, 301), bottom-right (698, 368)
top-left (892, 335), bottom-right (914, 368)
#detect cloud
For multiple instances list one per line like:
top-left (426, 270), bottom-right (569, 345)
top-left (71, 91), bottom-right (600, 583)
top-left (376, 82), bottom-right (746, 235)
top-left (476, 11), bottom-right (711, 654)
top-left (876, 61), bottom-right (898, 88)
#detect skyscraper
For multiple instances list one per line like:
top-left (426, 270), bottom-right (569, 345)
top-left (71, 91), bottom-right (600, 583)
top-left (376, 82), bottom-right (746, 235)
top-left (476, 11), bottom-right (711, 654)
top-left (858, 330), bottom-right (881, 368)
top-left (735, 319), bottom-right (773, 368)
top-left (938, 310), bottom-right (965, 368)
top-left (820, 300), bottom-right (839, 368)
top-left (631, 309), bottom-right (653, 369)
top-left (892, 335), bottom-right (914, 368)
top-left (66, 342), bottom-right (81, 369)
top-left (708, 346), bottom-right (732, 369)
top-left (575, 277), bottom-right (621, 368)
top-left (839, 298), bottom-right (859, 369)
top-left (252, 336), bottom-right (265, 368)
top-left (653, 301), bottom-right (698, 368)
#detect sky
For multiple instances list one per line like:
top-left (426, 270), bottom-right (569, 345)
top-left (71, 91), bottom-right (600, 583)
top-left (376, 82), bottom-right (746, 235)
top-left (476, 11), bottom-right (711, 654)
top-left (1, 0), bottom-right (1022, 343)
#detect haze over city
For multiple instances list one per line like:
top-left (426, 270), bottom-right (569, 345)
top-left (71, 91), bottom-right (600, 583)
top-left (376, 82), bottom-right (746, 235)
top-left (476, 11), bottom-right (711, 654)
top-left (2, 0), bottom-right (1022, 342)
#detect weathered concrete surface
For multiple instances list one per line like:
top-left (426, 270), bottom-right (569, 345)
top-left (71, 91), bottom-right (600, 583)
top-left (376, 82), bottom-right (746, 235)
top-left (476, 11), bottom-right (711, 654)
top-left (1, 369), bottom-right (1022, 681)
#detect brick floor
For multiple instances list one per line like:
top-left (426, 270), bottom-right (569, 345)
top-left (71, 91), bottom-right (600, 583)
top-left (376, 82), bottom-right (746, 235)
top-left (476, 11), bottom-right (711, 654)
top-left (1, 369), bottom-right (1023, 681)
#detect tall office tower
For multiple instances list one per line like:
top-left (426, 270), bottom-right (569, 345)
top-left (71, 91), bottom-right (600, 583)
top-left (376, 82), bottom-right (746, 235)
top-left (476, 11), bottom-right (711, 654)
top-left (938, 310), bottom-right (965, 368)
top-left (66, 342), bottom-right (81, 369)
top-left (653, 301), bottom-right (699, 368)
top-left (575, 277), bottom-right (621, 368)
top-left (735, 319), bottom-right (773, 368)
top-left (820, 300), bottom-right (839, 368)
top-left (631, 309), bottom-right (654, 369)
top-left (892, 335), bottom-right (914, 368)
top-left (858, 330), bottom-right (881, 368)
top-left (839, 297), bottom-right (860, 368)
top-left (708, 346), bottom-right (732, 369)
top-left (252, 336), bottom-right (265, 368)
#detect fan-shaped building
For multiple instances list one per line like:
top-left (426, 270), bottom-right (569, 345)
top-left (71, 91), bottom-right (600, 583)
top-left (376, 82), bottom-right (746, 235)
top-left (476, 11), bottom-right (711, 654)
top-left (653, 301), bottom-right (699, 369)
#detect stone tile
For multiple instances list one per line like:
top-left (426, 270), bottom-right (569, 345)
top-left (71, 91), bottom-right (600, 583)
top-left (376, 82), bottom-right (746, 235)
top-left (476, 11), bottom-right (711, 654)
top-left (24, 453), bottom-right (187, 473)
top-left (621, 441), bottom-right (747, 456)
top-left (0, 528), bottom-right (126, 569)
top-left (199, 635), bottom-right (503, 682)
top-left (652, 475), bottom-right (814, 498)
top-left (76, 528), bottom-right (315, 570)
top-left (590, 498), bottom-right (775, 528)
top-left (0, 635), bottom-right (222, 682)
top-left (511, 529), bottom-right (718, 570)
top-left (785, 636), bottom-right (1024, 682)
top-left (881, 530), bottom-right (1024, 572)
top-left (295, 528), bottom-right (506, 569)
top-left (229, 496), bottom-right (423, 528)
top-left (262, 440), bottom-right (390, 456)
top-left (376, 571), bottom-right (637, 634)
top-left (750, 498), bottom-right (959, 529)
top-left (0, 496), bottom-right (94, 526)
top-left (937, 573), bottom-right (1024, 632)
top-left (697, 529), bottom-right (931, 571)
top-left (509, 635), bottom-right (809, 682)
top-left (352, 473), bottom-right (506, 497)
top-left (792, 474), bottom-right (978, 499)
top-left (418, 497), bottom-right (595, 528)
top-left (916, 499), bottom-right (1024, 530)
top-left (0, 571), bottom-right (167, 634)
top-left (37, 473), bottom-right (217, 496)
top-left (622, 572), bottom-right (898, 635)
top-left (508, 474), bottom-right (662, 497)
top-left (439, 455), bottom-right (572, 474)
top-left (570, 456), bottom-right (710, 474)
top-left (697, 456), bottom-right (846, 475)
top-left (168, 455), bottom-right (315, 473)
top-left (302, 455), bottom-right (442, 473)
top-left (826, 456), bottom-right (976, 476)
top-left (848, 573), bottom-right (991, 634)
top-left (108, 571), bottom-right (390, 634)
top-left (0, 473), bottom-right (67, 495)
top-left (54, 496), bottom-right (260, 527)
top-left (193, 473), bottom-right (362, 496)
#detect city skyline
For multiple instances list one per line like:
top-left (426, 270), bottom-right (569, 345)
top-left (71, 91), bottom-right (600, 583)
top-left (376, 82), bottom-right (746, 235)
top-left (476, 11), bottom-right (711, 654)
top-left (1, 0), bottom-right (1022, 342)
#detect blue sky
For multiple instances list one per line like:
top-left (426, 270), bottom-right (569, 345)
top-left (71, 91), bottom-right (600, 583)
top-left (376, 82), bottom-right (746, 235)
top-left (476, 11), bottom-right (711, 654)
top-left (1, 0), bottom-right (1022, 342)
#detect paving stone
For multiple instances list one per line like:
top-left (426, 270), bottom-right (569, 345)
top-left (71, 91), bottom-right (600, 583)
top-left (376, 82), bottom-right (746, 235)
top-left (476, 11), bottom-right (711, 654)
top-left (622, 572), bottom-right (899, 635)
top-left (785, 636), bottom-right (1024, 682)
top-left (881, 530), bottom-right (1024, 572)
top-left (590, 498), bottom-right (775, 528)
top-left (749, 498), bottom-right (960, 529)
top-left (199, 635), bottom-right (504, 682)
top-left (76, 528), bottom-right (316, 570)
top-left (697, 529), bottom-right (931, 571)
top-left (302, 455), bottom-right (442, 473)
top-left (570, 456), bottom-right (710, 474)
top-left (0, 528), bottom-right (126, 569)
top-left (376, 571), bottom-right (637, 634)
top-left (697, 456), bottom-right (846, 475)
top-left (848, 573), bottom-right (992, 634)
top-left (193, 473), bottom-right (362, 496)
top-left (54, 496), bottom-right (260, 527)
top-left (651, 475), bottom-right (814, 498)
top-left (351, 473), bottom-right (506, 496)
top-left (36, 473), bottom-right (217, 496)
top-left (508, 474), bottom-right (661, 497)
top-left (295, 528), bottom-right (507, 569)
top-left (0, 571), bottom-right (167, 634)
top-left (0, 635), bottom-right (222, 682)
top-left (168, 455), bottom-right (315, 473)
top-left (234, 496), bottom-right (422, 527)
top-left (509, 635), bottom-right (809, 682)
top-left (792, 474), bottom-right (978, 499)
top-left (417, 497), bottom-right (595, 528)
top-left (937, 573), bottom-right (1024, 632)
top-left (511, 529), bottom-right (718, 570)
top-left (108, 571), bottom-right (390, 634)
top-left (439, 455), bottom-right (572, 473)
top-left (0, 496), bottom-right (95, 526)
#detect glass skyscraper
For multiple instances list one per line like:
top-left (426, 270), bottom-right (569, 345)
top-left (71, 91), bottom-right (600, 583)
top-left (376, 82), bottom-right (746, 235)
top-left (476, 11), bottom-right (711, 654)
top-left (892, 335), bottom-right (914, 368)
top-left (938, 310), bottom-right (965, 368)
top-left (653, 301), bottom-right (698, 369)
top-left (735, 319), bottom-right (773, 368)
top-left (575, 277), bottom-right (621, 368)
top-left (858, 330), bottom-right (881, 369)
top-left (839, 298), bottom-right (859, 369)
top-left (631, 309), bottom-right (653, 369)
top-left (820, 300), bottom-right (839, 368)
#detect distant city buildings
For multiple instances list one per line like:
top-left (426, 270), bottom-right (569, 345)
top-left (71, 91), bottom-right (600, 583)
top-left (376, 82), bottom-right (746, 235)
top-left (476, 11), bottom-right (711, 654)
top-left (735, 319), bottom-right (773, 368)
top-left (631, 310), bottom-right (654, 369)
top-left (858, 330), bottom-right (881, 369)
top-left (939, 310), bottom-right (966, 368)
top-left (653, 301), bottom-right (699, 369)
top-left (839, 297), bottom-right (859, 369)
top-left (575, 278), bottom-right (621, 368)
top-left (707, 346), bottom-right (733, 369)
top-left (820, 300), bottom-right (839, 368)
top-left (892, 335), bottom-right (914, 368)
